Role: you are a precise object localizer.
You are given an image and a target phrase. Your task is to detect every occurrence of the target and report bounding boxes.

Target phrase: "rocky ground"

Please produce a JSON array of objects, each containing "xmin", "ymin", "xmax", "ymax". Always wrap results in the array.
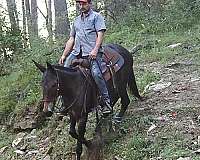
[
  {"xmin": 0, "ymin": 54, "xmax": 200, "ymax": 160},
  {"xmin": 127, "ymin": 59, "xmax": 200, "ymax": 160}
]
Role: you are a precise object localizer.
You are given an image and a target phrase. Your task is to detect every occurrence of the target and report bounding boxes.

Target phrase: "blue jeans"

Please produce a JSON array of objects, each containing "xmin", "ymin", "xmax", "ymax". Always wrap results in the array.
[
  {"xmin": 64, "ymin": 54, "xmax": 77, "ymax": 67},
  {"xmin": 64, "ymin": 53, "xmax": 110, "ymax": 104}
]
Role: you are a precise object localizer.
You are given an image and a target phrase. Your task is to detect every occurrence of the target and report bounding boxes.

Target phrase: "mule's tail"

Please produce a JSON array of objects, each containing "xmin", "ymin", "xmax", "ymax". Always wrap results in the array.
[{"xmin": 128, "ymin": 67, "xmax": 142, "ymax": 100}]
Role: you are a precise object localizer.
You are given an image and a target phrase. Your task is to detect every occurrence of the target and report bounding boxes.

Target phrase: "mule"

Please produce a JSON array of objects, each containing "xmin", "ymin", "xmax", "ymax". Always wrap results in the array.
[{"xmin": 33, "ymin": 43, "xmax": 142, "ymax": 160}]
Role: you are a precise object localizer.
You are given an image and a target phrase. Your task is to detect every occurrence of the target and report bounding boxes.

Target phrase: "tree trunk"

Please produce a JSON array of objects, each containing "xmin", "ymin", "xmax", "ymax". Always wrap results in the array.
[
  {"xmin": 22, "ymin": 0, "xmax": 26, "ymax": 34},
  {"xmin": 25, "ymin": 0, "xmax": 32, "ymax": 39},
  {"xmin": 54, "ymin": 0, "xmax": 70, "ymax": 39},
  {"xmin": 22, "ymin": 0, "xmax": 28, "ymax": 48},
  {"xmin": 31, "ymin": 0, "xmax": 38, "ymax": 37},
  {"xmin": 0, "ymin": 14, "xmax": 7, "ymax": 59},
  {"xmin": 13, "ymin": 0, "xmax": 19, "ymax": 28},
  {"xmin": 6, "ymin": 0, "xmax": 20, "ymax": 32},
  {"xmin": 46, "ymin": 0, "xmax": 53, "ymax": 41}
]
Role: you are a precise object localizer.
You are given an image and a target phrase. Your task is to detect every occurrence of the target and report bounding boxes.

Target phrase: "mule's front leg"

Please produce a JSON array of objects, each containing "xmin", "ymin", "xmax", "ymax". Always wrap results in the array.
[
  {"xmin": 76, "ymin": 115, "xmax": 89, "ymax": 160},
  {"xmin": 69, "ymin": 115, "xmax": 79, "ymax": 139}
]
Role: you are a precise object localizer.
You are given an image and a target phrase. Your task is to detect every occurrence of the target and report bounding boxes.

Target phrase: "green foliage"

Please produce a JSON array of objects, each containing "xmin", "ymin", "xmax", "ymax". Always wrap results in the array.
[
  {"xmin": 125, "ymin": 134, "xmax": 150, "ymax": 159},
  {"xmin": 0, "ymin": 13, "xmax": 23, "ymax": 60},
  {"xmin": 0, "ymin": 130, "xmax": 14, "ymax": 159},
  {"xmin": 104, "ymin": 113, "xmax": 197, "ymax": 160},
  {"xmin": 137, "ymin": 71, "xmax": 161, "ymax": 93},
  {"xmin": 0, "ymin": 0, "xmax": 199, "ymax": 121},
  {"xmin": 0, "ymin": 1, "xmax": 200, "ymax": 160},
  {"xmin": 106, "ymin": 0, "xmax": 200, "ymax": 35},
  {"xmin": 0, "ymin": 37, "xmax": 63, "ymax": 120}
]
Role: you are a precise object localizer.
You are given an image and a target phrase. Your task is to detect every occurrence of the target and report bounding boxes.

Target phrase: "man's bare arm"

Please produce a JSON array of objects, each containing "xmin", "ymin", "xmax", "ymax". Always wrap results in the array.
[
  {"xmin": 90, "ymin": 31, "xmax": 105, "ymax": 59},
  {"xmin": 95, "ymin": 31, "xmax": 104, "ymax": 50},
  {"xmin": 59, "ymin": 37, "xmax": 75, "ymax": 64}
]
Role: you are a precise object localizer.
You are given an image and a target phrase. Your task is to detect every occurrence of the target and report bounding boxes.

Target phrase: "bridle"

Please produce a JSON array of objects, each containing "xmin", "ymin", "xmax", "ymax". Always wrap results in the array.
[
  {"xmin": 41, "ymin": 68, "xmax": 61, "ymax": 104},
  {"xmin": 41, "ymin": 67, "xmax": 89, "ymax": 113}
]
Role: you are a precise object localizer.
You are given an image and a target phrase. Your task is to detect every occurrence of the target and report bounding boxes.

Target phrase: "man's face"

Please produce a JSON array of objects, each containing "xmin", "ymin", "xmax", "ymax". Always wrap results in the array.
[{"xmin": 78, "ymin": 1, "xmax": 90, "ymax": 13}]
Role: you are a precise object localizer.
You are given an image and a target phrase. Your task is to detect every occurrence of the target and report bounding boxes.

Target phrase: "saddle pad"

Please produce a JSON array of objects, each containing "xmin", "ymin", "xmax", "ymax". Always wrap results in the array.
[{"xmin": 101, "ymin": 46, "xmax": 124, "ymax": 81}]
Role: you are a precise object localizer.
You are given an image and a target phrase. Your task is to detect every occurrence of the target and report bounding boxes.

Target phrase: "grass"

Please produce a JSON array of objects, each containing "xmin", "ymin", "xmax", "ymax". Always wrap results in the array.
[
  {"xmin": 0, "ymin": 38, "xmax": 63, "ymax": 120},
  {"xmin": 102, "ymin": 113, "xmax": 198, "ymax": 160},
  {"xmin": 106, "ymin": 25, "xmax": 200, "ymax": 66},
  {"xmin": 0, "ymin": 129, "xmax": 15, "ymax": 160},
  {"xmin": 0, "ymin": 22, "xmax": 199, "ymax": 118},
  {"xmin": 136, "ymin": 71, "xmax": 161, "ymax": 93},
  {"xmin": 1, "ymin": 10, "xmax": 200, "ymax": 160}
]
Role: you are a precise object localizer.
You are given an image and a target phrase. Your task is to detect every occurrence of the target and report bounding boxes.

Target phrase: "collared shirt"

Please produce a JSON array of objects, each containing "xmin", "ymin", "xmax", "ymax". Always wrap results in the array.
[{"xmin": 70, "ymin": 9, "xmax": 106, "ymax": 56}]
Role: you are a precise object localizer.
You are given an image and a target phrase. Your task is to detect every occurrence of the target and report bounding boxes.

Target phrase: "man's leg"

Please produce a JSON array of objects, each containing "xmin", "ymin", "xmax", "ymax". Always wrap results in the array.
[
  {"xmin": 90, "ymin": 55, "xmax": 112, "ymax": 115},
  {"xmin": 64, "ymin": 53, "xmax": 77, "ymax": 68}
]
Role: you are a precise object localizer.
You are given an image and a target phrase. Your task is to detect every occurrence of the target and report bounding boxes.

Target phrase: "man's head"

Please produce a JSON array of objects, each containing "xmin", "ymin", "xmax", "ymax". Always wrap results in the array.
[{"xmin": 76, "ymin": 0, "xmax": 91, "ymax": 13}]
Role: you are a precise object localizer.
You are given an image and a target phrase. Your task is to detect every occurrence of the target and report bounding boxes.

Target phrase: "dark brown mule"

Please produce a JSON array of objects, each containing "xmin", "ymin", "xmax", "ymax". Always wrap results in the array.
[{"xmin": 33, "ymin": 43, "xmax": 142, "ymax": 160}]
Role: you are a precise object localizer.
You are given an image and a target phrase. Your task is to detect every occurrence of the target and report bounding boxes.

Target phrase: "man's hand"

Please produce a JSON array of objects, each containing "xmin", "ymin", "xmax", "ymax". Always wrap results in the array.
[
  {"xmin": 59, "ymin": 37, "xmax": 75, "ymax": 65},
  {"xmin": 89, "ymin": 48, "xmax": 98, "ymax": 59},
  {"xmin": 59, "ymin": 55, "xmax": 66, "ymax": 65}
]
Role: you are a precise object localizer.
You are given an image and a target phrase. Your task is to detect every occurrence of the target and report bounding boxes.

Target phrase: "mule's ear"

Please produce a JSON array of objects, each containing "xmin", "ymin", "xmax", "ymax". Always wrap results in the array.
[
  {"xmin": 32, "ymin": 60, "xmax": 46, "ymax": 73},
  {"xmin": 46, "ymin": 62, "xmax": 55, "ymax": 72}
]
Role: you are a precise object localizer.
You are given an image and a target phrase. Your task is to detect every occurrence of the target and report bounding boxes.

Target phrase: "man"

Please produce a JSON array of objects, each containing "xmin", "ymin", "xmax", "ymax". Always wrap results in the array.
[{"xmin": 59, "ymin": 0, "xmax": 112, "ymax": 115}]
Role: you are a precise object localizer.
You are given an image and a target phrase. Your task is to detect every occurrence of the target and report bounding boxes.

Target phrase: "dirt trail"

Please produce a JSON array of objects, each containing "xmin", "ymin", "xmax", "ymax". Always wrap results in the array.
[
  {"xmin": 124, "ymin": 60, "xmax": 200, "ymax": 159},
  {"xmin": 137, "ymin": 61, "xmax": 200, "ymax": 112}
]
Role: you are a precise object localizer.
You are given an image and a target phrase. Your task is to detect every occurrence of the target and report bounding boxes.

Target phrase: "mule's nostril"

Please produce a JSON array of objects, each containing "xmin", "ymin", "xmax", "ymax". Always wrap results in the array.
[
  {"xmin": 43, "ymin": 107, "xmax": 48, "ymax": 113},
  {"xmin": 43, "ymin": 102, "xmax": 51, "ymax": 112}
]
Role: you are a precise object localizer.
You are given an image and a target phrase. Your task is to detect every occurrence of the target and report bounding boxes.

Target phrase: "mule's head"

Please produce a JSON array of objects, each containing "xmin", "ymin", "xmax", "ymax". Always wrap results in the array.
[{"xmin": 33, "ymin": 60, "xmax": 59, "ymax": 113}]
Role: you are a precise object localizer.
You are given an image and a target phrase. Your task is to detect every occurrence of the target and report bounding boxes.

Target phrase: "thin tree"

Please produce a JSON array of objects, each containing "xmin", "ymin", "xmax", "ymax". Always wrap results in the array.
[
  {"xmin": 47, "ymin": 0, "xmax": 53, "ymax": 41},
  {"xmin": 54, "ymin": 0, "xmax": 70, "ymax": 39},
  {"xmin": 31, "ymin": 0, "xmax": 38, "ymax": 37},
  {"xmin": 6, "ymin": 0, "xmax": 20, "ymax": 32},
  {"xmin": 0, "ymin": 13, "xmax": 7, "ymax": 58},
  {"xmin": 25, "ymin": 0, "xmax": 32, "ymax": 39},
  {"xmin": 38, "ymin": 0, "xmax": 53, "ymax": 41},
  {"xmin": 22, "ymin": 0, "xmax": 28, "ymax": 48}
]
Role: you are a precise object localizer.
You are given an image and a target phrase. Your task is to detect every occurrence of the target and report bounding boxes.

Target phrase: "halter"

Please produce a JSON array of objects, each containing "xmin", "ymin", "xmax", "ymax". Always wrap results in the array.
[
  {"xmin": 41, "ymin": 67, "xmax": 89, "ymax": 113},
  {"xmin": 41, "ymin": 68, "xmax": 61, "ymax": 103},
  {"xmin": 55, "ymin": 69, "xmax": 60, "ymax": 97}
]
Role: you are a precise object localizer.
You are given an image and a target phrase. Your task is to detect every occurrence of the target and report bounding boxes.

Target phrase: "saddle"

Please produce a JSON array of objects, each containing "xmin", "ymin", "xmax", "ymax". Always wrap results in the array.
[{"xmin": 71, "ymin": 46, "xmax": 124, "ymax": 81}]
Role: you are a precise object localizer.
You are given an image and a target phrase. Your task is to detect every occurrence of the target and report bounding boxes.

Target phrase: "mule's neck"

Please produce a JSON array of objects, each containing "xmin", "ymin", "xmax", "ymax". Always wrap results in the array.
[{"xmin": 56, "ymin": 69, "xmax": 84, "ymax": 92}]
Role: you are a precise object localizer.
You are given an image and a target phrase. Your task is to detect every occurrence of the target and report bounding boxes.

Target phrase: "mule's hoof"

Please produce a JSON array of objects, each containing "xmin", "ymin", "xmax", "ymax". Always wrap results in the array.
[{"xmin": 113, "ymin": 115, "xmax": 123, "ymax": 123}]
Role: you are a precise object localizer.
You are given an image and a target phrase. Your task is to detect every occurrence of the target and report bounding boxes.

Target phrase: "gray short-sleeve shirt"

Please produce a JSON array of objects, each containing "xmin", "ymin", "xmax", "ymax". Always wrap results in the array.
[{"xmin": 70, "ymin": 9, "xmax": 106, "ymax": 56}]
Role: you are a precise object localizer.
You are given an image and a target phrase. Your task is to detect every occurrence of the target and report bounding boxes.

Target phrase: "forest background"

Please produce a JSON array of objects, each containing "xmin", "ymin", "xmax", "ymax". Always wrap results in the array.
[{"xmin": 0, "ymin": 0, "xmax": 200, "ymax": 159}]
